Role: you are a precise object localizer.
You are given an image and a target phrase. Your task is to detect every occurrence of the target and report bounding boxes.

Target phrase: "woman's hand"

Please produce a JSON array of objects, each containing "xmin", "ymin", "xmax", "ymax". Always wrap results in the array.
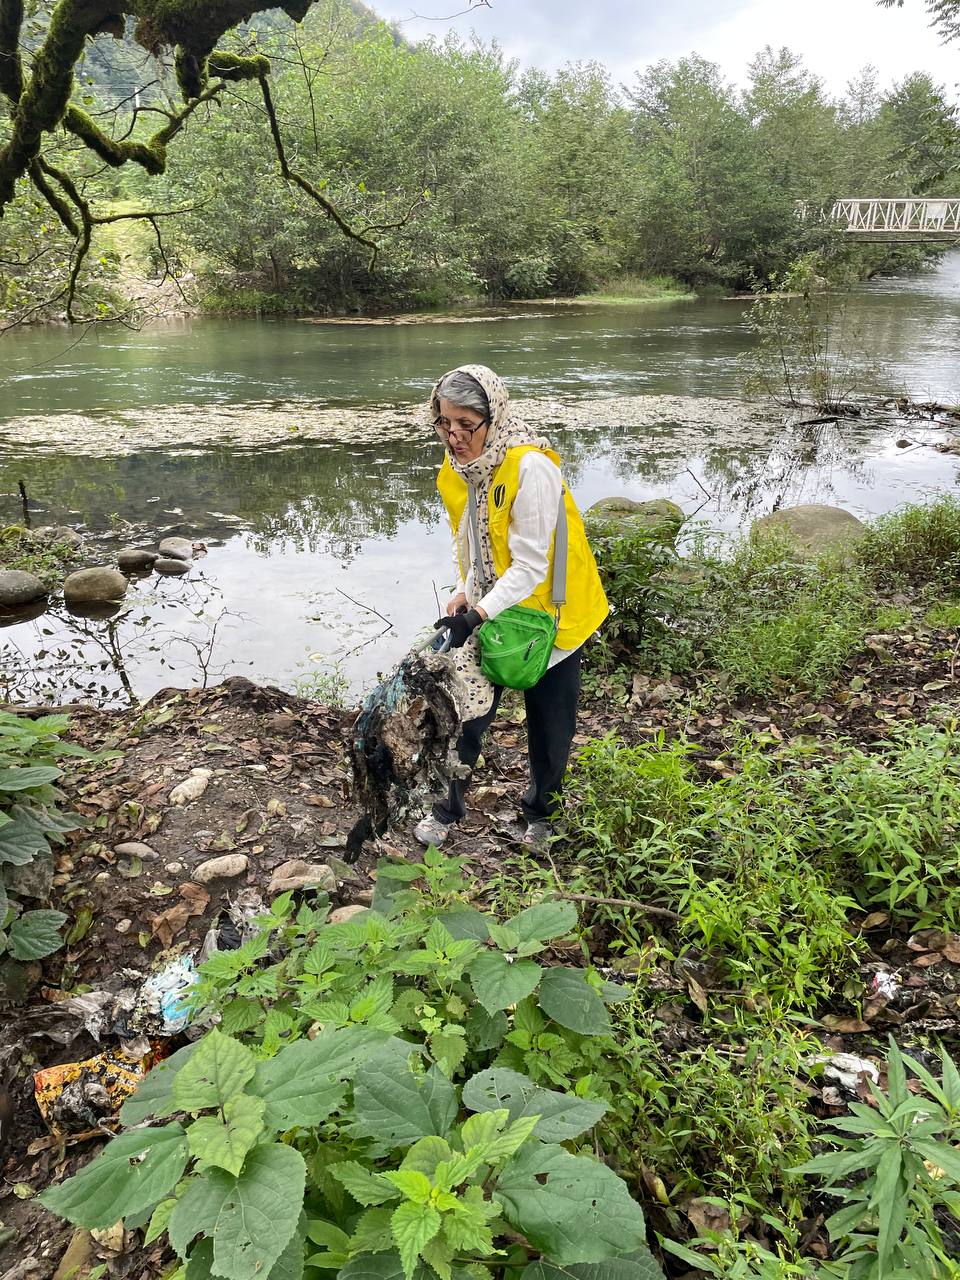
[{"xmin": 446, "ymin": 592, "xmax": 468, "ymax": 617}]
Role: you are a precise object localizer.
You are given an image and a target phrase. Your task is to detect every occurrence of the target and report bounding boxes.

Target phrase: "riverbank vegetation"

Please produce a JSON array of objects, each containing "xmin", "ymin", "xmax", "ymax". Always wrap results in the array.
[
  {"xmin": 2, "ymin": 0, "xmax": 959, "ymax": 323},
  {"xmin": 5, "ymin": 495, "xmax": 960, "ymax": 1277}
]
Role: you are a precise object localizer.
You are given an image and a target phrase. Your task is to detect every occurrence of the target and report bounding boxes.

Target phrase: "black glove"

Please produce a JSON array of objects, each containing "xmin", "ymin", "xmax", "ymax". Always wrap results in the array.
[{"xmin": 434, "ymin": 607, "xmax": 483, "ymax": 649}]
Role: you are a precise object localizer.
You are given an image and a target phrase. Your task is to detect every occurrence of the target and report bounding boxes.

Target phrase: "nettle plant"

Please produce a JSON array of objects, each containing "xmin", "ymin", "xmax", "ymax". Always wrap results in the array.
[
  {"xmin": 0, "ymin": 710, "xmax": 93, "ymax": 961},
  {"xmin": 41, "ymin": 849, "xmax": 666, "ymax": 1280}
]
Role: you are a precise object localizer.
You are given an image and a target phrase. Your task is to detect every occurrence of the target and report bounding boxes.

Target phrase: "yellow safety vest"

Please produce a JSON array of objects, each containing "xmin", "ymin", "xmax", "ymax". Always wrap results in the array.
[{"xmin": 436, "ymin": 445, "xmax": 608, "ymax": 651}]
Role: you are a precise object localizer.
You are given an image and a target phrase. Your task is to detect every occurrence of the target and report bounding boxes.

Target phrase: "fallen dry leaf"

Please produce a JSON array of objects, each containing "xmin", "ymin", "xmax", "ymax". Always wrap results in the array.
[
  {"xmin": 860, "ymin": 911, "xmax": 890, "ymax": 930},
  {"xmin": 821, "ymin": 1015, "xmax": 872, "ymax": 1033},
  {"xmin": 912, "ymin": 952, "xmax": 944, "ymax": 968},
  {"xmin": 148, "ymin": 903, "xmax": 191, "ymax": 947}
]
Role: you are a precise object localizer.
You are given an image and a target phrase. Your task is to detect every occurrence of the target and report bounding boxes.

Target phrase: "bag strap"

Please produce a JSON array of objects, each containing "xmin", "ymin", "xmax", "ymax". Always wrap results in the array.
[{"xmin": 467, "ymin": 472, "xmax": 568, "ymax": 608}]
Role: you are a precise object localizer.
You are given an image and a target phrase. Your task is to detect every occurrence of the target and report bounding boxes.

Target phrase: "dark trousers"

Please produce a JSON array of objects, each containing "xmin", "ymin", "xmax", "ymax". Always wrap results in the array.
[{"xmin": 433, "ymin": 648, "xmax": 582, "ymax": 826}]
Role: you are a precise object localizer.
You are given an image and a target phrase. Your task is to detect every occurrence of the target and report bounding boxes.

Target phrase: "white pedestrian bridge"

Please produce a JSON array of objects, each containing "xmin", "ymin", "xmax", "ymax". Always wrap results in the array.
[{"xmin": 799, "ymin": 197, "xmax": 960, "ymax": 240}]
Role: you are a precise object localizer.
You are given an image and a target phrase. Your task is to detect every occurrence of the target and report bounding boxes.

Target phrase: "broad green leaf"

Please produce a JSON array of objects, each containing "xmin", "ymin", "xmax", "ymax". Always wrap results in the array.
[
  {"xmin": 121, "ymin": 1043, "xmax": 200, "ymax": 1125},
  {"xmin": 384, "ymin": 1170, "xmax": 432, "ymax": 1204},
  {"xmin": 353, "ymin": 1057, "xmax": 457, "ymax": 1144},
  {"xmin": 0, "ymin": 817, "xmax": 48, "ymax": 865},
  {"xmin": 914, "ymin": 1138, "xmax": 960, "ymax": 1182},
  {"xmin": 209, "ymin": 1142, "xmax": 306, "ymax": 1280},
  {"xmin": 185, "ymin": 1239, "xmax": 215, "ymax": 1280},
  {"xmin": 348, "ymin": 1206, "xmax": 395, "ymax": 1253},
  {"xmin": 0, "ymin": 765, "xmax": 61, "ymax": 790},
  {"xmin": 506, "ymin": 901, "xmax": 578, "ymax": 945},
  {"xmin": 331, "ymin": 1161, "xmax": 401, "ymax": 1207},
  {"xmin": 336, "ymin": 1250, "xmax": 428, "ymax": 1280},
  {"xmin": 538, "ymin": 969, "xmax": 610, "ymax": 1036},
  {"xmin": 400, "ymin": 1136, "xmax": 452, "ymax": 1176},
  {"xmin": 495, "ymin": 1143, "xmax": 647, "ymax": 1263},
  {"xmin": 7, "ymin": 909, "xmax": 66, "ymax": 960},
  {"xmin": 168, "ymin": 1175, "xmax": 231, "ymax": 1258},
  {"xmin": 464, "ymin": 1005, "xmax": 508, "ymax": 1051},
  {"xmin": 437, "ymin": 909, "xmax": 491, "ymax": 942},
  {"xmin": 253, "ymin": 1027, "xmax": 388, "ymax": 1130},
  {"xmin": 521, "ymin": 1252, "xmax": 667, "ymax": 1280},
  {"xmin": 461, "ymin": 1068, "xmax": 607, "ymax": 1141},
  {"xmin": 391, "ymin": 1201, "xmax": 441, "ymax": 1280},
  {"xmin": 470, "ymin": 952, "xmax": 542, "ymax": 1014},
  {"xmin": 144, "ymin": 1197, "xmax": 178, "ymax": 1246},
  {"xmin": 429, "ymin": 1028, "xmax": 468, "ymax": 1079},
  {"xmin": 187, "ymin": 1093, "xmax": 266, "ymax": 1176},
  {"xmin": 40, "ymin": 1124, "xmax": 189, "ymax": 1229},
  {"xmin": 440, "ymin": 1184, "xmax": 498, "ymax": 1254},
  {"xmin": 307, "ymin": 1221, "xmax": 352, "ymax": 1251},
  {"xmin": 270, "ymin": 1210, "xmax": 308, "ymax": 1280},
  {"xmin": 173, "ymin": 1030, "xmax": 256, "ymax": 1112}
]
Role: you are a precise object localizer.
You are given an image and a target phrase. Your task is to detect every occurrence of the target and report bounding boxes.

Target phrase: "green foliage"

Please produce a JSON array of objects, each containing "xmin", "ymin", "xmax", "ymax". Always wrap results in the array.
[
  {"xmin": 795, "ymin": 1037, "xmax": 960, "ymax": 1278},
  {"xmin": 857, "ymin": 496, "xmax": 960, "ymax": 592},
  {"xmin": 925, "ymin": 598, "xmax": 960, "ymax": 628},
  {"xmin": 798, "ymin": 722, "xmax": 960, "ymax": 927},
  {"xmin": 585, "ymin": 515, "xmax": 696, "ymax": 671},
  {"xmin": 0, "ymin": 710, "xmax": 93, "ymax": 962},
  {"xmin": 41, "ymin": 851, "xmax": 665, "ymax": 1280},
  {"xmin": 0, "ymin": 525, "xmax": 82, "ymax": 587}
]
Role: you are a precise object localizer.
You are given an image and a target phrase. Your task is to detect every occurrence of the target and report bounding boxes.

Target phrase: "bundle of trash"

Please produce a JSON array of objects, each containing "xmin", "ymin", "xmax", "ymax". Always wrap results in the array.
[{"xmin": 349, "ymin": 630, "xmax": 494, "ymax": 845}]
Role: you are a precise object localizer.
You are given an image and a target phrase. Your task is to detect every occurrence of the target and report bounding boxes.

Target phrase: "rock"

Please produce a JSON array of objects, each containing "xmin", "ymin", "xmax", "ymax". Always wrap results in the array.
[
  {"xmin": 164, "ymin": 861, "xmax": 184, "ymax": 874},
  {"xmin": 33, "ymin": 525, "xmax": 83, "ymax": 548},
  {"xmin": 63, "ymin": 566, "xmax": 128, "ymax": 605},
  {"xmin": 115, "ymin": 920, "xmax": 132, "ymax": 934},
  {"xmin": 269, "ymin": 860, "xmax": 336, "ymax": 895},
  {"xmin": 0, "ymin": 569, "xmax": 47, "ymax": 608},
  {"xmin": 4, "ymin": 851, "xmax": 53, "ymax": 900},
  {"xmin": 154, "ymin": 556, "xmax": 191, "ymax": 575},
  {"xmin": 328, "ymin": 904, "xmax": 367, "ymax": 924},
  {"xmin": 194, "ymin": 853, "xmax": 249, "ymax": 883},
  {"xmin": 586, "ymin": 496, "xmax": 684, "ymax": 537},
  {"xmin": 752, "ymin": 504, "xmax": 867, "ymax": 559},
  {"xmin": 52, "ymin": 1231, "xmax": 92, "ymax": 1280},
  {"xmin": 118, "ymin": 547, "xmax": 158, "ymax": 571},
  {"xmin": 169, "ymin": 768, "xmax": 212, "ymax": 805},
  {"xmin": 114, "ymin": 840, "xmax": 157, "ymax": 861},
  {"xmin": 158, "ymin": 536, "xmax": 193, "ymax": 562}
]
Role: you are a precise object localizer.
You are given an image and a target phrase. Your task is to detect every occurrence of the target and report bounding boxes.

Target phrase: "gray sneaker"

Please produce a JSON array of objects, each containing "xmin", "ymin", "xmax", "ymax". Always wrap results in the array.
[
  {"xmin": 521, "ymin": 821, "xmax": 553, "ymax": 852},
  {"xmin": 414, "ymin": 813, "xmax": 454, "ymax": 847}
]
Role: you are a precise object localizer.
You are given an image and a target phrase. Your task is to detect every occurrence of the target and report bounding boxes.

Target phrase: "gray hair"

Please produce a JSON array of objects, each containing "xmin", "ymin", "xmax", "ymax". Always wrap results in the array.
[{"xmin": 436, "ymin": 370, "xmax": 490, "ymax": 422}]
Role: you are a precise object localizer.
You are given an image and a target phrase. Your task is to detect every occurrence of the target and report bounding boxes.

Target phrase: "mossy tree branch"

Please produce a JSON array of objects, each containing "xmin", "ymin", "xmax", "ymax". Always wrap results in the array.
[{"xmin": 0, "ymin": 0, "xmax": 396, "ymax": 323}]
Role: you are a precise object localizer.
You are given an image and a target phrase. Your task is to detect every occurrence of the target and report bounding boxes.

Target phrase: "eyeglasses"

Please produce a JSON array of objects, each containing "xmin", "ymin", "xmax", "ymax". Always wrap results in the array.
[{"xmin": 434, "ymin": 416, "xmax": 488, "ymax": 440}]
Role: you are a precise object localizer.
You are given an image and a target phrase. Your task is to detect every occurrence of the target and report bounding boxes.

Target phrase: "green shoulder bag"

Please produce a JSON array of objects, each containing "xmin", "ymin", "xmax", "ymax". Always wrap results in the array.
[{"xmin": 466, "ymin": 482, "xmax": 568, "ymax": 690}]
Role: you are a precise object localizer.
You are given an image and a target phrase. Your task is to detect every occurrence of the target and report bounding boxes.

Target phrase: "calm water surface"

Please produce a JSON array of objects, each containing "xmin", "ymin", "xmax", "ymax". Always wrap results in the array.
[{"xmin": 2, "ymin": 254, "xmax": 959, "ymax": 705}]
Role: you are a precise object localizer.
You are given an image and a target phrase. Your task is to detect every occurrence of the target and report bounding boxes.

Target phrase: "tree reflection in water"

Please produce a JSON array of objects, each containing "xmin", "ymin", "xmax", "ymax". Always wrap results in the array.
[{"xmin": 0, "ymin": 577, "xmax": 246, "ymax": 707}]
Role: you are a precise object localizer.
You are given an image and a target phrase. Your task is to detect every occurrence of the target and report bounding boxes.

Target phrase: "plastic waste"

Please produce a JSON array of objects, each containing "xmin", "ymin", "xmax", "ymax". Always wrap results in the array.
[
  {"xmin": 809, "ymin": 1052, "xmax": 880, "ymax": 1092},
  {"xmin": 870, "ymin": 969, "xmax": 901, "ymax": 1002},
  {"xmin": 33, "ymin": 1044, "xmax": 156, "ymax": 1135}
]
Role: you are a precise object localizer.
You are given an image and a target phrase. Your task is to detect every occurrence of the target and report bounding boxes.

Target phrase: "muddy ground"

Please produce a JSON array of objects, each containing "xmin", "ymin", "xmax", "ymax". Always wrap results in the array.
[{"xmin": 2, "ymin": 609, "xmax": 960, "ymax": 1279}]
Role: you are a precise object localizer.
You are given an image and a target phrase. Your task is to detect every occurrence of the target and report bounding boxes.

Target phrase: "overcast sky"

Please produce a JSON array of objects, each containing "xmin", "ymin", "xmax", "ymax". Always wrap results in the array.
[{"xmin": 372, "ymin": 0, "xmax": 960, "ymax": 99}]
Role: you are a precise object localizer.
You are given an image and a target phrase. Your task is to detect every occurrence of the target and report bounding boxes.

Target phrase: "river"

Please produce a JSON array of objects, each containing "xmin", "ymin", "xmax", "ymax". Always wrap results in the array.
[{"xmin": 2, "ymin": 255, "xmax": 959, "ymax": 705}]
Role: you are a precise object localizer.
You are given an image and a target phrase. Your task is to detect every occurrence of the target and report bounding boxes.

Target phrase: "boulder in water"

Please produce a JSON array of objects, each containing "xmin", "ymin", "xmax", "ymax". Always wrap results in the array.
[
  {"xmin": 154, "ymin": 557, "xmax": 190, "ymax": 575},
  {"xmin": 0, "ymin": 570, "xmax": 47, "ymax": 609},
  {"xmin": 752, "ymin": 504, "xmax": 866, "ymax": 558},
  {"xmin": 63, "ymin": 566, "xmax": 128, "ymax": 605},
  {"xmin": 118, "ymin": 547, "xmax": 158, "ymax": 571},
  {"xmin": 586, "ymin": 496, "xmax": 684, "ymax": 537},
  {"xmin": 32, "ymin": 525, "xmax": 83, "ymax": 548},
  {"xmin": 158, "ymin": 536, "xmax": 193, "ymax": 562}
]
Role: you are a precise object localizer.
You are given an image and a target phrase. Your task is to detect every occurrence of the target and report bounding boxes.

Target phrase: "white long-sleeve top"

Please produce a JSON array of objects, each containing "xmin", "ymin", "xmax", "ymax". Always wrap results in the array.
[{"xmin": 455, "ymin": 451, "xmax": 579, "ymax": 670}]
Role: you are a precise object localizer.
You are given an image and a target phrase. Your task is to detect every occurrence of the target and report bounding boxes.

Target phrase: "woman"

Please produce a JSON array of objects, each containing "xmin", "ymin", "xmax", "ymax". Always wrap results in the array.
[{"xmin": 415, "ymin": 364, "xmax": 608, "ymax": 850}]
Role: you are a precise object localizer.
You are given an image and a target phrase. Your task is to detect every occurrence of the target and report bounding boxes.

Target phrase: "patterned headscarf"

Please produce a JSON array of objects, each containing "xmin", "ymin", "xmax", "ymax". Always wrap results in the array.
[{"xmin": 430, "ymin": 364, "xmax": 551, "ymax": 593}]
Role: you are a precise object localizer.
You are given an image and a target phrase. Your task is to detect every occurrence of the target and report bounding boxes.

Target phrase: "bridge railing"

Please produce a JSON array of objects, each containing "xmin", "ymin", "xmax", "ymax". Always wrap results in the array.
[{"xmin": 798, "ymin": 197, "xmax": 960, "ymax": 237}]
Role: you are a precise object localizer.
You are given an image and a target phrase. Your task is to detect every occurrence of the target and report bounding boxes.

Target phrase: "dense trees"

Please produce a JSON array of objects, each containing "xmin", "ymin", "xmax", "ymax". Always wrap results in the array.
[{"xmin": 2, "ymin": 0, "xmax": 959, "ymax": 321}]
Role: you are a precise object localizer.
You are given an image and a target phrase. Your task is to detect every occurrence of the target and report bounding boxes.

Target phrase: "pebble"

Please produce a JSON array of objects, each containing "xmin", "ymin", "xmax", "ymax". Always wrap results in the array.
[
  {"xmin": 164, "ymin": 861, "xmax": 184, "ymax": 874},
  {"xmin": 269, "ymin": 860, "xmax": 336, "ymax": 895},
  {"xmin": 114, "ymin": 841, "xmax": 158, "ymax": 861},
  {"xmin": 169, "ymin": 768, "xmax": 212, "ymax": 805},
  {"xmin": 194, "ymin": 853, "xmax": 249, "ymax": 883},
  {"xmin": 328, "ymin": 904, "xmax": 367, "ymax": 924},
  {"xmin": 115, "ymin": 919, "xmax": 132, "ymax": 934}
]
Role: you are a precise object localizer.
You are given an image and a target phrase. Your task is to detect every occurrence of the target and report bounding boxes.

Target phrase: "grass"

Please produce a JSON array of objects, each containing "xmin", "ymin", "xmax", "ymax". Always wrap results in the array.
[
  {"xmin": 857, "ymin": 495, "xmax": 960, "ymax": 591},
  {"xmin": 580, "ymin": 272, "xmax": 695, "ymax": 305},
  {"xmin": 924, "ymin": 598, "xmax": 960, "ymax": 628},
  {"xmin": 0, "ymin": 525, "xmax": 81, "ymax": 587}
]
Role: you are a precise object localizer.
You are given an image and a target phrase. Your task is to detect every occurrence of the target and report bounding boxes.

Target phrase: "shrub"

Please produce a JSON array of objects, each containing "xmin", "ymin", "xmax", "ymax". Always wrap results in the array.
[
  {"xmin": 40, "ymin": 849, "xmax": 667, "ymax": 1280},
  {"xmin": 0, "ymin": 711, "xmax": 92, "ymax": 962},
  {"xmin": 796, "ymin": 1037, "xmax": 960, "ymax": 1278},
  {"xmin": 857, "ymin": 496, "xmax": 960, "ymax": 591}
]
